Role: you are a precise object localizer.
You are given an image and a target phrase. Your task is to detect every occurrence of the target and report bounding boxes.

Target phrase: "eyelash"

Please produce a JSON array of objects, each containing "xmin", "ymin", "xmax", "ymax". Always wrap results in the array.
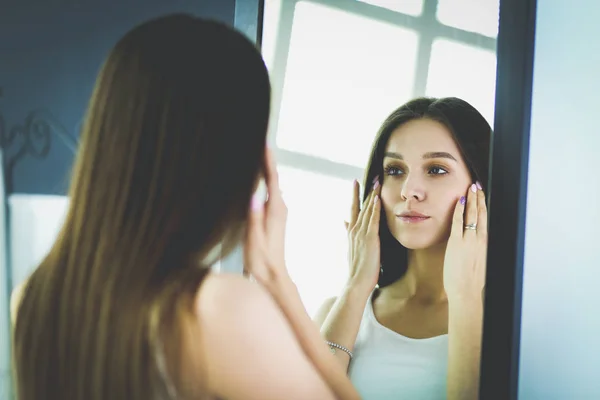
[{"xmin": 383, "ymin": 165, "xmax": 449, "ymax": 177}]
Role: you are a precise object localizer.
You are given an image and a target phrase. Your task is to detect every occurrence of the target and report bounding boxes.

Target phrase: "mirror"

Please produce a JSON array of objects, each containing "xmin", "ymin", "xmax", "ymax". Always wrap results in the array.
[{"xmin": 261, "ymin": 0, "xmax": 499, "ymax": 397}]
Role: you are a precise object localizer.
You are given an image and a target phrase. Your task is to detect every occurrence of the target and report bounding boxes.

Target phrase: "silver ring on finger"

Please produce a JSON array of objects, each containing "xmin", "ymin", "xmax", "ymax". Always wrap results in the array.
[{"xmin": 464, "ymin": 223, "xmax": 477, "ymax": 230}]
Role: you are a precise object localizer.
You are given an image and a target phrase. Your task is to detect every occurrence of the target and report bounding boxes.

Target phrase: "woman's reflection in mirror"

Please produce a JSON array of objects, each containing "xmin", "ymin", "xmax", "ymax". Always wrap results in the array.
[{"xmin": 316, "ymin": 97, "xmax": 491, "ymax": 400}]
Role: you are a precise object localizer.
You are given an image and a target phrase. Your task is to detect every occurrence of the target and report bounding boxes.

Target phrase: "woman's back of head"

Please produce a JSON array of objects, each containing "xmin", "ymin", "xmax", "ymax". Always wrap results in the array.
[{"xmin": 13, "ymin": 14, "xmax": 270, "ymax": 400}]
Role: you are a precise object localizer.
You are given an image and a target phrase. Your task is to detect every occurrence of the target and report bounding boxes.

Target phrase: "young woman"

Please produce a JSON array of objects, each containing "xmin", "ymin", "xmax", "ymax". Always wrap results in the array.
[
  {"xmin": 11, "ymin": 15, "xmax": 361, "ymax": 400},
  {"xmin": 315, "ymin": 97, "xmax": 491, "ymax": 400}
]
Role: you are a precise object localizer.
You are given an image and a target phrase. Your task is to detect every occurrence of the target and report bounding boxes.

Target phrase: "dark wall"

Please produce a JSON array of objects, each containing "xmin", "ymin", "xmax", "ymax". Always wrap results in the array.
[{"xmin": 0, "ymin": 0, "xmax": 237, "ymax": 195}]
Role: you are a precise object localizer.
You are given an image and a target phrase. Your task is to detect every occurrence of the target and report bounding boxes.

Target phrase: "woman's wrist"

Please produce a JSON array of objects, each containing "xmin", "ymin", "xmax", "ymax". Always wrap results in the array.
[
  {"xmin": 265, "ymin": 267, "xmax": 297, "ymax": 300},
  {"xmin": 344, "ymin": 278, "xmax": 375, "ymax": 300}
]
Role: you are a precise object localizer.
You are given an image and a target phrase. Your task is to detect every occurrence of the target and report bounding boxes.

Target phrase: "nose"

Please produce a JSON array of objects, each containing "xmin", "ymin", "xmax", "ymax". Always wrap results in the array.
[{"xmin": 400, "ymin": 174, "xmax": 426, "ymax": 201}]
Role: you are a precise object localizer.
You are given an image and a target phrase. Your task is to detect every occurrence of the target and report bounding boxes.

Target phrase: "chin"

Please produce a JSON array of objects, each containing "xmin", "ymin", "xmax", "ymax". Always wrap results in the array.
[
  {"xmin": 394, "ymin": 231, "xmax": 449, "ymax": 250},
  {"xmin": 397, "ymin": 236, "xmax": 436, "ymax": 250}
]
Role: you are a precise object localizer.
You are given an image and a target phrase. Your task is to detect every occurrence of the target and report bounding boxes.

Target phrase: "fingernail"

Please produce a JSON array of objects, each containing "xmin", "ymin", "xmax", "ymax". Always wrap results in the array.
[
  {"xmin": 251, "ymin": 194, "xmax": 263, "ymax": 211},
  {"xmin": 372, "ymin": 175, "xmax": 380, "ymax": 189},
  {"xmin": 476, "ymin": 181, "xmax": 483, "ymax": 190},
  {"xmin": 374, "ymin": 195, "xmax": 379, "ymax": 204},
  {"xmin": 460, "ymin": 196, "xmax": 466, "ymax": 205},
  {"xmin": 471, "ymin": 183, "xmax": 477, "ymax": 193}
]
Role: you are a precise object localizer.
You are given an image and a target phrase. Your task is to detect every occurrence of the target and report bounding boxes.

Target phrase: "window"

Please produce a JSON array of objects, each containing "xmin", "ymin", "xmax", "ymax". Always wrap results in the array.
[
  {"xmin": 437, "ymin": 0, "xmax": 500, "ymax": 37},
  {"xmin": 358, "ymin": 0, "xmax": 424, "ymax": 16},
  {"xmin": 278, "ymin": 165, "xmax": 352, "ymax": 314},
  {"xmin": 426, "ymin": 38, "xmax": 497, "ymax": 124},
  {"xmin": 262, "ymin": 0, "xmax": 499, "ymax": 317},
  {"xmin": 267, "ymin": 1, "xmax": 420, "ymax": 168}
]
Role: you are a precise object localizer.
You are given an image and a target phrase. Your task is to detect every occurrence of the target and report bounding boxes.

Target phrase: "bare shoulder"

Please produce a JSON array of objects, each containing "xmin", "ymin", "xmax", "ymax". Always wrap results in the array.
[
  {"xmin": 191, "ymin": 273, "xmax": 334, "ymax": 400},
  {"xmin": 194, "ymin": 273, "xmax": 283, "ymax": 335},
  {"xmin": 313, "ymin": 296, "xmax": 338, "ymax": 327},
  {"xmin": 195, "ymin": 273, "xmax": 268, "ymax": 317},
  {"xmin": 194, "ymin": 272, "xmax": 299, "ymax": 349}
]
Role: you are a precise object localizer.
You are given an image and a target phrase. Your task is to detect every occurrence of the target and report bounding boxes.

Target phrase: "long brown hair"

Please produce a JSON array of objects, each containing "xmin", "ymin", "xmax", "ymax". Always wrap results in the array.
[
  {"xmin": 363, "ymin": 97, "xmax": 491, "ymax": 288},
  {"xmin": 12, "ymin": 14, "xmax": 271, "ymax": 399}
]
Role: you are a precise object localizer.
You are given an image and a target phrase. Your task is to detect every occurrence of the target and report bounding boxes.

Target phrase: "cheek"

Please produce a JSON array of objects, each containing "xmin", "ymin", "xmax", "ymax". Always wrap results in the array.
[
  {"xmin": 439, "ymin": 192, "xmax": 463, "ymax": 222},
  {"xmin": 380, "ymin": 184, "xmax": 397, "ymax": 214},
  {"xmin": 381, "ymin": 198, "xmax": 394, "ymax": 219},
  {"xmin": 380, "ymin": 181, "xmax": 399, "ymax": 202},
  {"xmin": 379, "ymin": 188, "xmax": 397, "ymax": 228},
  {"xmin": 430, "ymin": 178, "xmax": 466, "ymax": 210}
]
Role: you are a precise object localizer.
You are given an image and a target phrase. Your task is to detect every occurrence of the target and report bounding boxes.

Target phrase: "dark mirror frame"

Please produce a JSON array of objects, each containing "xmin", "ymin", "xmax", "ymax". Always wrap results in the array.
[
  {"xmin": 250, "ymin": 0, "xmax": 538, "ymax": 398},
  {"xmin": 480, "ymin": 0, "xmax": 537, "ymax": 398},
  {"xmin": 234, "ymin": 0, "xmax": 265, "ymax": 50}
]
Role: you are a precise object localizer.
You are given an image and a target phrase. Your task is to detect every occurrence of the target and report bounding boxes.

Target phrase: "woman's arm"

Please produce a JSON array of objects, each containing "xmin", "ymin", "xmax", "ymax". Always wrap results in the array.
[
  {"xmin": 444, "ymin": 185, "xmax": 488, "ymax": 399},
  {"xmin": 317, "ymin": 282, "xmax": 372, "ymax": 370},
  {"xmin": 195, "ymin": 273, "xmax": 338, "ymax": 400},
  {"xmin": 312, "ymin": 296, "xmax": 337, "ymax": 326},
  {"xmin": 266, "ymin": 275, "xmax": 363, "ymax": 400},
  {"xmin": 446, "ymin": 297, "xmax": 484, "ymax": 400},
  {"xmin": 242, "ymin": 149, "xmax": 363, "ymax": 398},
  {"xmin": 314, "ymin": 179, "xmax": 382, "ymax": 371}
]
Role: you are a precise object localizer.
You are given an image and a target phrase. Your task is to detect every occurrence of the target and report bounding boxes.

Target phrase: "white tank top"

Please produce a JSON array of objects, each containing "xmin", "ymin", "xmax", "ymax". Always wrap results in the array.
[{"xmin": 347, "ymin": 292, "xmax": 449, "ymax": 400}]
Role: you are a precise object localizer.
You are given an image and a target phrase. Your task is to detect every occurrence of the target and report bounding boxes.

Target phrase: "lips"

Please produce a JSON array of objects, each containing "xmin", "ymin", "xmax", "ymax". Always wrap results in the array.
[{"xmin": 397, "ymin": 211, "xmax": 430, "ymax": 224}]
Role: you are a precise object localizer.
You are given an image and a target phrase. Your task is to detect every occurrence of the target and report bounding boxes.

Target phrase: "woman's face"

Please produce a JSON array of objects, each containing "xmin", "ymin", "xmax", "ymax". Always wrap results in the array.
[{"xmin": 380, "ymin": 118, "xmax": 473, "ymax": 250}]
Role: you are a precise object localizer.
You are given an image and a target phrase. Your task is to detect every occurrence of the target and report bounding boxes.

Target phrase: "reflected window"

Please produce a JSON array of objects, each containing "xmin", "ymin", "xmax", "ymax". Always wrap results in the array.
[
  {"xmin": 357, "ymin": 0, "xmax": 424, "ymax": 16},
  {"xmin": 426, "ymin": 38, "xmax": 497, "ymax": 124},
  {"xmin": 278, "ymin": 165, "xmax": 353, "ymax": 315},
  {"xmin": 275, "ymin": 1, "xmax": 419, "ymax": 168},
  {"xmin": 437, "ymin": 0, "xmax": 500, "ymax": 38}
]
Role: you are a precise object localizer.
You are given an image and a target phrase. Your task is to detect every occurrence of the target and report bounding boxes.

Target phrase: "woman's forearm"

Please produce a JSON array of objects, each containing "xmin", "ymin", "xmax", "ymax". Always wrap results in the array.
[
  {"xmin": 268, "ymin": 274, "xmax": 362, "ymax": 400},
  {"xmin": 446, "ymin": 297, "xmax": 484, "ymax": 400},
  {"xmin": 320, "ymin": 282, "xmax": 372, "ymax": 370}
]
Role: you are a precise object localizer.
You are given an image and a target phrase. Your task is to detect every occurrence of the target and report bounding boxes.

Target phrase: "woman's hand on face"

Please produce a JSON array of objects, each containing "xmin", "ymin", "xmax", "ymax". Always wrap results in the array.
[
  {"xmin": 344, "ymin": 176, "xmax": 382, "ymax": 295},
  {"xmin": 244, "ymin": 147, "xmax": 290, "ymax": 290},
  {"xmin": 443, "ymin": 182, "xmax": 488, "ymax": 302}
]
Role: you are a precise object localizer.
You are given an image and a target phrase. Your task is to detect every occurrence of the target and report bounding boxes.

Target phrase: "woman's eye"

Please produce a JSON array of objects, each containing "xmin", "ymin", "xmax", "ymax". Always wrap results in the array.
[
  {"xmin": 429, "ymin": 166, "xmax": 448, "ymax": 175},
  {"xmin": 384, "ymin": 166, "xmax": 404, "ymax": 176}
]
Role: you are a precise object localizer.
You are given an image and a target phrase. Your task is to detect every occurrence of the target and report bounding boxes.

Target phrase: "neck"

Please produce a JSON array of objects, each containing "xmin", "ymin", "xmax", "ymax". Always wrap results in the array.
[{"xmin": 386, "ymin": 241, "xmax": 448, "ymax": 303}]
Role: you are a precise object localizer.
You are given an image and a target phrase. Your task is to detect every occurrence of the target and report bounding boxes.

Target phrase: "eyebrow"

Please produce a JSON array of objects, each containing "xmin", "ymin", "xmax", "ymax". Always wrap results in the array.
[{"xmin": 383, "ymin": 151, "xmax": 458, "ymax": 162}]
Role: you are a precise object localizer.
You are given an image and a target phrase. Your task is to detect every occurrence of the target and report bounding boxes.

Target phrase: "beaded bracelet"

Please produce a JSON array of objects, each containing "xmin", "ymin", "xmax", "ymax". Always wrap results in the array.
[{"xmin": 326, "ymin": 341, "xmax": 353, "ymax": 360}]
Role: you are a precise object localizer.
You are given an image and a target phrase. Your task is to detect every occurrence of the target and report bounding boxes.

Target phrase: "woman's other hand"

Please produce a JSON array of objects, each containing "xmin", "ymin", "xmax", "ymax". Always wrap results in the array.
[
  {"xmin": 244, "ymin": 147, "xmax": 289, "ymax": 290},
  {"xmin": 345, "ymin": 176, "xmax": 382, "ymax": 296},
  {"xmin": 443, "ymin": 182, "xmax": 488, "ymax": 302}
]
